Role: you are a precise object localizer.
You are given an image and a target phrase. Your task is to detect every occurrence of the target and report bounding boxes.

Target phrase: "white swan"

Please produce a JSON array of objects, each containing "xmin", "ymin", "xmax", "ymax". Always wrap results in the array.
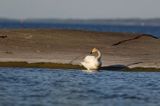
[{"xmin": 81, "ymin": 48, "xmax": 102, "ymax": 71}]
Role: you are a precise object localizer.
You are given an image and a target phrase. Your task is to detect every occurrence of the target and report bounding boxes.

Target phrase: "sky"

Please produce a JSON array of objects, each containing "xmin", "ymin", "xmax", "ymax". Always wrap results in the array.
[{"xmin": 0, "ymin": 0, "xmax": 160, "ymax": 19}]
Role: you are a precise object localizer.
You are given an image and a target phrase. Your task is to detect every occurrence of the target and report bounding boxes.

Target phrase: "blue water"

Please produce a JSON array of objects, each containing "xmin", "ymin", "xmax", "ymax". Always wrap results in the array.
[
  {"xmin": 0, "ymin": 22, "xmax": 160, "ymax": 106},
  {"xmin": 1, "ymin": 68, "xmax": 160, "ymax": 106},
  {"xmin": 0, "ymin": 22, "xmax": 160, "ymax": 38}
]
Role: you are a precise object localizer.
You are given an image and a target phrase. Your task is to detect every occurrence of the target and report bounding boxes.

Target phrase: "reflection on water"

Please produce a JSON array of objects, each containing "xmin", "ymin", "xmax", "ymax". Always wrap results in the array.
[{"xmin": 0, "ymin": 68, "xmax": 160, "ymax": 106}]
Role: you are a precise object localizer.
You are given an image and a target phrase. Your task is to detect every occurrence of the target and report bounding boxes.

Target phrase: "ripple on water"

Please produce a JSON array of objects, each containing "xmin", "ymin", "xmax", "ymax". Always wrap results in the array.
[{"xmin": 0, "ymin": 68, "xmax": 160, "ymax": 106}]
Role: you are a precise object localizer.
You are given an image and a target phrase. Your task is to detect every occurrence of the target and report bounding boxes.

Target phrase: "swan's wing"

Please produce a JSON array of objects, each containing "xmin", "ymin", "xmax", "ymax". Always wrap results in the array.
[{"xmin": 83, "ymin": 55, "xmax": 96, "ymax": 63}]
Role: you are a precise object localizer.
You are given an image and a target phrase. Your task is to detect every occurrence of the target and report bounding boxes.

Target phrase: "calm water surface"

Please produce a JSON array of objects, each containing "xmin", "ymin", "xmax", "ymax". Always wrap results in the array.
[
  {"xmin": 0, "ymin": 68, "xmax": 160, "ymax": 106},
  {"xmin": 0, "ymin": 22, "xmax": 160, "ymax": 37}
]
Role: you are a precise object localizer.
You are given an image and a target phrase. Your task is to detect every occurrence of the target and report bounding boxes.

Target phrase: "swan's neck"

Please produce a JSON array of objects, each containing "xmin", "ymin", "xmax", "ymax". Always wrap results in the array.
[{"xmin": 96, "ymin": 50, "xmax": 101, "ymax": 60}]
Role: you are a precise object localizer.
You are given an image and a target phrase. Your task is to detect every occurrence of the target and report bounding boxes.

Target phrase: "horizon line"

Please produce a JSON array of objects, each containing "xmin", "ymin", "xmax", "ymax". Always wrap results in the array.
[{"xmin": 1, "ymin": 17, "xmax": 160, "ymax": 21}]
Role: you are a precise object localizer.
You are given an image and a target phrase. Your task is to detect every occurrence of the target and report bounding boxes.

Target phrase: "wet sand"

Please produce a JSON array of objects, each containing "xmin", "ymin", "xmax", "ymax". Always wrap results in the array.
[{"xmin": 0, "ymin": 29, "xmax": 159, "ymax": 70}]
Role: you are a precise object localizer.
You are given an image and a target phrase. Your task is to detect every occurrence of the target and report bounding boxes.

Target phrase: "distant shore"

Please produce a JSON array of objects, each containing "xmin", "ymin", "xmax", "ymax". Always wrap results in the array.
[{"xmin": 0, "ymin": 29, "xmax": 159, "ymax": 71}]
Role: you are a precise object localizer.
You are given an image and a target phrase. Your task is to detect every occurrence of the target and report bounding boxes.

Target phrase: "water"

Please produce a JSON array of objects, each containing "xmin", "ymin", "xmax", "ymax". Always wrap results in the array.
[
  {"xmin": 0, "ymin": 22, "xmax": 160, "ymax": 38},
  {"xmin": 0, "ymin": 22, "xmax": 160, "ymax": 105},
  {"xmin": 1, "ymin": 68, "xmax": 160, "ymax": 106}
]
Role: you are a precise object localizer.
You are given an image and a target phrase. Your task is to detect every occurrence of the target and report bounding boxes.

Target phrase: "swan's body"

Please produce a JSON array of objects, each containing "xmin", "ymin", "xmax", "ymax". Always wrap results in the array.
[{"xmin": 81, "ymin": 48, "xmax": 102, "ymax": 71}]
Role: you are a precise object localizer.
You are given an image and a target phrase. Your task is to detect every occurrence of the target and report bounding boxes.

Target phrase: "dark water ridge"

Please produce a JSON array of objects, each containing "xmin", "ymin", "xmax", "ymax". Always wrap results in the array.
[
  {"xmin": 0, "ymin": 21, "xmax": 160, "ymax": 38},
  {"xmin": 1, "ymin": 68, "xmax": 160, "ymax": 106}
]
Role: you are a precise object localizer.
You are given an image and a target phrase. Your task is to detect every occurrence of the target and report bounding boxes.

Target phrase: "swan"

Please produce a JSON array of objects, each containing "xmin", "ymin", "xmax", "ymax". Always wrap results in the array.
[{"xmin": 81, "ymin": 48, "xmax": 102, "ymax": 71}]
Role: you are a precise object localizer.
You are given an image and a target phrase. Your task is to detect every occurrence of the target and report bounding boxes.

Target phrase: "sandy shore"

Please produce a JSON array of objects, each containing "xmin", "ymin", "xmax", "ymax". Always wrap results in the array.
[{"xmin": 0, "ymin": 29, "xmax": 159, "ymax": 70}]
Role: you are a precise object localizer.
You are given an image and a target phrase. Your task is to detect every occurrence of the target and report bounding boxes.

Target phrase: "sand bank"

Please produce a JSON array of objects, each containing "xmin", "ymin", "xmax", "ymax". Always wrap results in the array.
[{"xmin": 0, "ymin": 29, "xmax": 159, "ymax": 71}]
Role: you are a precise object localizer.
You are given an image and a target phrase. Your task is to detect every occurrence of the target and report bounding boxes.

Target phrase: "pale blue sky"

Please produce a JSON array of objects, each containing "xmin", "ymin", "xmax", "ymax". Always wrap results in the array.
[{"xmin": 0, "ymin": 0, "xmax": 160, "ymax": 19}]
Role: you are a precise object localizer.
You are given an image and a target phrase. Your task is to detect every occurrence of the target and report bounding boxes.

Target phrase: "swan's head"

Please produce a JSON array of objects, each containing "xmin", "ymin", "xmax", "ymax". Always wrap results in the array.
[{"xmin": 90, "ymin": 48, "xmax": 98, "ymax": 54}]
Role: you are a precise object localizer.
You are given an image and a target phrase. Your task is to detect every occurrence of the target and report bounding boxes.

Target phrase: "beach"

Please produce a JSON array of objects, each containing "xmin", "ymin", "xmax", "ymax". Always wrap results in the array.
[{"xmin": 0, "ymin": 29, "xmax": 159, "ymax": 70}]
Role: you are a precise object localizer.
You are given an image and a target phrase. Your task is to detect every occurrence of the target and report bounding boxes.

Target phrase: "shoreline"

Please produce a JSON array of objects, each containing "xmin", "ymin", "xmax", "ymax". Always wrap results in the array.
[
  {"xmin": 0, "ymin": 29, "xmax": 159, "ymax": 71},
  {"xmin": 0, "ymin": 61, "xmax": 159, "ymax": 72}
]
